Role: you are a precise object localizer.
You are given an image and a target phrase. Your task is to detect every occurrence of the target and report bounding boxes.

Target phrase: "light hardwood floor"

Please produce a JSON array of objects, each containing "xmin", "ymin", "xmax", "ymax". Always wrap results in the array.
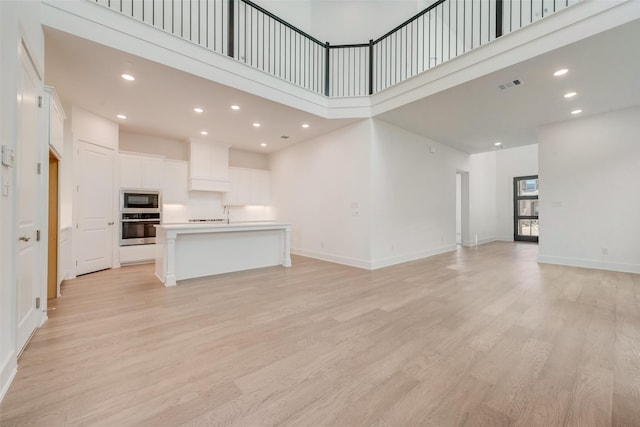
[{"xmin": 1, "ymin": 242, "xmax": 640, "ymax": 426}]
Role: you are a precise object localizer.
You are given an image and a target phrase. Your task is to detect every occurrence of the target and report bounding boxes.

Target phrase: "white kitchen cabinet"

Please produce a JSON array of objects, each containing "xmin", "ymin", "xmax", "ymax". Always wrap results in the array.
[
  {"xmin": 188, "ymin": 138, "xmax": 230, "ymax": 192},
  {"xmin": 119, "ymin": 244, "xmax": 155, "ymax": 265},
  {"xmin": 44, "ymin": 86, "xmax": 66, "ymax": 159},
  {"xmin": 163, "ymin": 159, "xmax": 188, "ymax": 203},
  {"xmin": 225, "ymin": 167, "xmax": 271, "ymax": 205},
  {"xmin": 120, "ymin": 152, "xmax": 164, "ymax": 190}
]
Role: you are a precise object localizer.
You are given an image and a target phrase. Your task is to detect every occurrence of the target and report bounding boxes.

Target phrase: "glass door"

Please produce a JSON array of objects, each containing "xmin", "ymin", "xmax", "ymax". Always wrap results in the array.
[{"xmin": 514, "ymin": 175, "xmax": 539, "ymax": 242}]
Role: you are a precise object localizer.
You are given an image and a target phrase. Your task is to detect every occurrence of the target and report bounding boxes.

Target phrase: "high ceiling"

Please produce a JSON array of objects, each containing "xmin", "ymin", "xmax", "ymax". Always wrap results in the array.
[
  {"xmin": 44, "ymin": 16, "xmax": 640, "ymax": 155},
  {"xmin": 44, "ymin": 27, "xmax": 361, "ymax": 154},
  {"xmin": 377, "ymin": 18, "xmax": 640, "ymax": 153}
]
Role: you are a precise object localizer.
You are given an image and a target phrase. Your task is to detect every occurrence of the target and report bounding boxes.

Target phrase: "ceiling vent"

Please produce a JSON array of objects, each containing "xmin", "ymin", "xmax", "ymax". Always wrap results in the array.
[{"xmin": 498, "ymin": 79, "xmax": 522, "ymax": 90}]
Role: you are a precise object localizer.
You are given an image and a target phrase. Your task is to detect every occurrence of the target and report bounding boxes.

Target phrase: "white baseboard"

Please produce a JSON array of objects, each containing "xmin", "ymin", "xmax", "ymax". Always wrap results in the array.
[
  {"xmin": 495, "ymin": 235, "xmax": 514, "ymax": 242},
  {"xmin": 292, "ymin": 245, "xmax": 460, "ymax": 271},
  {"xmin": 370, "ymin": 245, "xmax": 457, "ymax": 270},
  {"xmin": 462, "ymin": 237, "xmax": 496, "ymax": 247},
  {"xmin": 291, "ymin": 248, "xmax": 371, "ymax": 270},
  {"xmin": 538, "ymin": 255, "xmax": 640, "ymax": 274},
  {"xmin": 1, "ymin": 353, "xmax": 17, "ymax": 403}
]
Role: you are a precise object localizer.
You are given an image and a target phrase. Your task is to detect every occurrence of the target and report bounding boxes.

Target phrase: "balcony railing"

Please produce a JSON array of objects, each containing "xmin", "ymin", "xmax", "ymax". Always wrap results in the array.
[{"xmin": 93, "ymin": 0, "xmax": 581, "ymax": 97}]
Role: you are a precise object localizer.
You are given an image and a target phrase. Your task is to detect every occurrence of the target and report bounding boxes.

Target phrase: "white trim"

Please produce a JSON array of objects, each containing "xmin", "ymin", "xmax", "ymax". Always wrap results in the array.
[
  {"xmin": 291, "ymin": 248, "xmax": 371, "ymax": 270},
  {"xmin": 292, "ymin": 244, "xmax": 460, "ymax": 271},
  {"xmin": 0, "ymin": 353, "xmax": 17, "ymax": 403},
  {"xmin": 462, "ymin": 237, "xmax": 496, "ymax": 247},
  {"xmin": 538, "ymin": 255, "xmax": 640, "ymax": 274},
  {"xmin": 370, "ymin": 245, "xmax": 458, "ymax": 270},
  {"xmin": 495, "ymin": 235, "xmax": 514, "ymax": 242}
]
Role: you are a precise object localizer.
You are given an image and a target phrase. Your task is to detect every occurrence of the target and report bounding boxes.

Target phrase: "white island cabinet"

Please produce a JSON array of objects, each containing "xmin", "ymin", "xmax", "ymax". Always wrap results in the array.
[{"xmin": 155, "ymin": 223, "xmax": 292, "ymax": 286}]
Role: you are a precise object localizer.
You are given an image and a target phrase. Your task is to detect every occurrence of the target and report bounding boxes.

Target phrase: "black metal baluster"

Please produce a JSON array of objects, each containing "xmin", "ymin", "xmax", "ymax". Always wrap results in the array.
[
  {"xmin": 324, "ymin": 42, "xmax": 330, "ymax": 96},
  {"xmin": 448, "ymin": 0, "xmax": 451, "ymax": 61},
  {"xmin": 227, "ymin": 0, "xmax": 234, "ymax": 57},
  {"xmin": 438, "ymin": 3, "xmax": 442, "ymax": 61},
  {"xmin": 428, "ymin": 10, "xmax": 431, "ymax": 68},
  {"xmin": 520, "ymin": 0, "xmax": 522, "ymax": 28},
  {"xmin": 497, "ymin": 0, "xmax": 503, "ymax": 37}
]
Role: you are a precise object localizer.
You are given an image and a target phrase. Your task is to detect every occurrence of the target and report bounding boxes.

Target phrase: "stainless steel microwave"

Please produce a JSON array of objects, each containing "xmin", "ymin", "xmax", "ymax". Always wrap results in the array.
[{"xmin": 120, "ymin": 189, "xmax": 161, "ymax": 212}]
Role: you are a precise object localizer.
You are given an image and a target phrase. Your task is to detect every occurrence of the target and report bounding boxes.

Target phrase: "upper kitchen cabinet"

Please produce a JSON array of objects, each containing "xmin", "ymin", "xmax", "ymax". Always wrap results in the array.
[
  {"xmin": 188, "ymin": 138, "xmax": 230, "ymax": 192},
  {"xmin": 163, "ymin": 159, "xmax": 188, "ymax": 203},
  {"xmin": 120, "ymin": 152, "xmax": 164, "ymax": 190},
  {"xmin": 44, "ymin": 86, "xmax": 66, "ymax": 159},
  {"xmin": 225, "ymin": 167, "xmax": 271, "ymax": 206}
]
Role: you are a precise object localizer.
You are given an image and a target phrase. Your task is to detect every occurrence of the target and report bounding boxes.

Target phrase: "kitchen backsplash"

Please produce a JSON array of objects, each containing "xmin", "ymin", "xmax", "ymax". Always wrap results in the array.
[{"xmin": 162, "ymin": 191, "xmax": 275, "ymax": 223}]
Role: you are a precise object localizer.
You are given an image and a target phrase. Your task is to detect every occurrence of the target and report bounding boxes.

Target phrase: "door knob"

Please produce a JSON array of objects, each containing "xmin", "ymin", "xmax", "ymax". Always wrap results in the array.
[
  {"xmin": 108, "ymin": 221, "xmax": 114, "ymax": 225},
  {"xmin": 19, "ymin": 235, "xmax": 31, "ymax": 242}
]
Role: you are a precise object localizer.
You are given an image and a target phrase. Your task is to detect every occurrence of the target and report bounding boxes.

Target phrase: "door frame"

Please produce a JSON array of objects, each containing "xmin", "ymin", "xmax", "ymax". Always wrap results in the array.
[
  {"xmin": 513, "ymin": 175, "xmax": 539, "ymax": 243},
  {"xmin": 48, "ymin": 151, "xmax": 60, "ymax": 299},
  {"xmin": 15, "ymin": 37, "xmax": 48, "ymax": 356},
  {"xmin": 73, "ymin": 139, "xmax": 116, "ymax": 276}
]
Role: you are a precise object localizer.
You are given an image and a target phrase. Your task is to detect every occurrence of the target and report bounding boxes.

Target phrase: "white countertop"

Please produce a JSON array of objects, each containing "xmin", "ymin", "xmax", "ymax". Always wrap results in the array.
[{"xmin": 156, "ymin": 222, "xmax": 291, "ymax": 233}]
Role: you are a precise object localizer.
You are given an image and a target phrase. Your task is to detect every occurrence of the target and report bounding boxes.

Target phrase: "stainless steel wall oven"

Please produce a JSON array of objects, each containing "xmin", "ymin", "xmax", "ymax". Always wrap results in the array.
[{"xmin": 120, "ymin": 190, "xmax": 161, "ymax": 246}]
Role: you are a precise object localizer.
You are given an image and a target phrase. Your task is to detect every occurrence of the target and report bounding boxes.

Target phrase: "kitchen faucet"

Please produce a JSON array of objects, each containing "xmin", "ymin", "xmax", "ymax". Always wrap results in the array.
[{"xmin": 223, "ymin": 205, "xmax": 230, "ymax": 224}]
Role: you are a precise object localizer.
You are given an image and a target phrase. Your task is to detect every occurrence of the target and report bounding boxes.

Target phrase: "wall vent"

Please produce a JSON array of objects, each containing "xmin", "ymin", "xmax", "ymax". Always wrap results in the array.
[{"xmin": 498, "ymin": 79, "xmax": 523, "ymax": 90}]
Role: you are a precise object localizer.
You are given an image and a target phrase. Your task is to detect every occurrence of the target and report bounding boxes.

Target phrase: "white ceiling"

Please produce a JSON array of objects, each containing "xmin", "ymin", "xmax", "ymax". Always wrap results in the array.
[
  {"xmin": 44, "ymin": 27, "xmax": 361, "ymax": 154},
  {"xmin": 44, "ymin": 17, "xmax": 640, "ymax": 156},
  {"xmin": 377, "ymin": 18, "xmax": 640, "ymax": 153}
]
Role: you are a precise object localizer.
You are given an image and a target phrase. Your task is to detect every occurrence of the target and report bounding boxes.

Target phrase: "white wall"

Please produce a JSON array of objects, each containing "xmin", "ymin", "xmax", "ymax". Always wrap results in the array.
[
  {"xmin": 253, "ymin": 0, "xmax": 421, "ymax": 44},
  {"xmin": 0, "ymin": 0, "xmax": 45, "ymax": 402},
  {"xmin": 369, "ymin": 119, "xmax": 470, "ymax": 268},
  {"xmin": 270, "ymin": 119, "xmax": 372, "ymax": 268},
  {"xmin": 59, "ymin": 102, "xmax": 74, "ymax": 229},
  {"xmin": 229, "ymin": 149, "xmax": 269, "ymax": 170},
  {"xmin": 538, "ymin": 107, "xmax": 640, "ymax": 273},
  {"xmin": 495, "ymin": 144, "xmax": 538, "ymax": 241},
  {"xmin": 119, "ymin": 132, "xmax": 188, "ymax": 161},
  {"xmin": 269, "ymin": 117, "xmax": 525, "ymax": 270},
  {"xmin": 468, "ymin": 151, "xmax": 496, "ymax": 246},
  {"xmin": 71, "ymin": 107, "xmax": 118, "ymax": 150}
]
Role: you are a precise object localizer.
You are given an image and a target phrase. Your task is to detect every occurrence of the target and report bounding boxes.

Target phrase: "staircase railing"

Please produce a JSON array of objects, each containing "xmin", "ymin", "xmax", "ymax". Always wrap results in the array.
[{"xmin": 92, "ymin": 0, "xmax": 581, "ymax": 97}]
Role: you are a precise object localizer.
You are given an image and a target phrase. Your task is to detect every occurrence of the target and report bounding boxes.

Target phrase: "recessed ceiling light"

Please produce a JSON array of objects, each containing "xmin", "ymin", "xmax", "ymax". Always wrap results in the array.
[
  {"xmin": 494, "ymin": 141, "xmax": 502, "ymax": 146},
  {"xmin": 116, "ymin": 114, "xmax": 127, "ymax": 119},
  {"xmin": 193, "ymin": 107, "xmax": 204, "ymax": 113},
  {"xmin": 302, "ymin": 123, "xmax": 310, "ymax": 128},
  {"xmin": 260, "ymin": 143, "xmax": 267, "ymax": 147},
  {"xmin": 200, "ymin": 131, "xmax": 208, "ymax": 135},
  {"xmin": 553, "ymin": 69, "xmax": 568, "ymax": 77},
  {"xmin": 253, "ymin": 122, "xmax": 261, "ymax": 128},
  {"xmin": 571, "ymin": 109, "xmax": 583, "ymax": 115},
  {"xmin": 564, "ymin": 92, "xmax": 577, "ymax": 98},
  {"xmin": 231, "ymin": 105, "xmax": 240, "ymax": 110},
  {"xmin": 121, "ymin": 73, "xmax": 135, "ymax": 81}
]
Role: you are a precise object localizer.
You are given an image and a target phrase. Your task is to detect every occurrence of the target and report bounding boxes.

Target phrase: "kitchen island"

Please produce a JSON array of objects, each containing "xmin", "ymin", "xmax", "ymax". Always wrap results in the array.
[{"xmin": 155, "ymin": 222, "xmax": 292, "ymax": 286}]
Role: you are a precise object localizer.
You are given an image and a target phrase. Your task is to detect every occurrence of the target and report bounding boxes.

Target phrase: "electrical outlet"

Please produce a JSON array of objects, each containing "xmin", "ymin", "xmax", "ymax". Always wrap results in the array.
[
  {"xmin": 1, "ymin": 176, "xmax": 8, "ymax": 197},
  {"xmin": 602, "ymin": 248, "xmax": 608, "ymax": 256}
]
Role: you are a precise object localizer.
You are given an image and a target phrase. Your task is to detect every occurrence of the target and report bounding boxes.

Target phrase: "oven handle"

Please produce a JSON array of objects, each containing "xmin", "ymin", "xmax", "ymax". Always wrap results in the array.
[{"xmin": 121, "ymin": 219, "xmax": 161, "ymax": 223}]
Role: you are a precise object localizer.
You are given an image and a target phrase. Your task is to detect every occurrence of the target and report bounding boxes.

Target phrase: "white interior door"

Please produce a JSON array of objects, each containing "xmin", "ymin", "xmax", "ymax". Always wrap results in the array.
[
  {"xmin": 16, "ymin": 41, "xmax": 42, "ymax": 353},
  {"xmin": 76, "ymin": 141, "xmax": 114, "ymax": 275}
]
